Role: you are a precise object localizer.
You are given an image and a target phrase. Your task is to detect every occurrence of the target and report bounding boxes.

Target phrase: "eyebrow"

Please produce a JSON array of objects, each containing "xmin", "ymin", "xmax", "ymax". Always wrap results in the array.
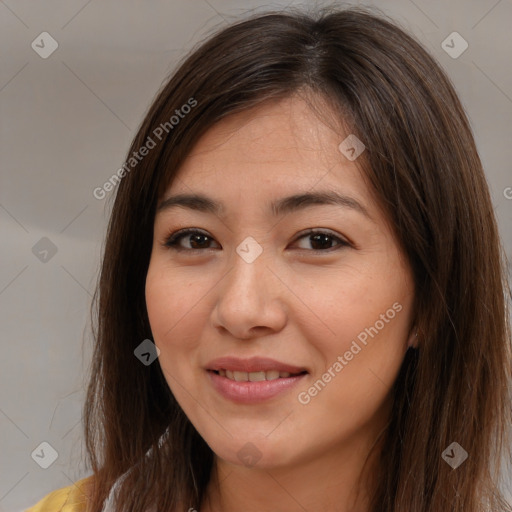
[{"xmin": 156, "ymin": 191, "xmax": 372, "ymax": 220}]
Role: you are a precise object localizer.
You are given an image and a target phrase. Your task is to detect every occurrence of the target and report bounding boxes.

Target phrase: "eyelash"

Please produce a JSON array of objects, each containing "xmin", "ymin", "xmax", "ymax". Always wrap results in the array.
[{"xmin": 162, "ymin": 228, "xmax": 350, "ymax": 253}]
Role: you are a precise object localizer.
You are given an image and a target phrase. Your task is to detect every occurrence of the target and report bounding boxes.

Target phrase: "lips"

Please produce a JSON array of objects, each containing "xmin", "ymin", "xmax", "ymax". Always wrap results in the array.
[{"xmin": 205, "ymin": 356, "xmax": 308, "ymax": 403}]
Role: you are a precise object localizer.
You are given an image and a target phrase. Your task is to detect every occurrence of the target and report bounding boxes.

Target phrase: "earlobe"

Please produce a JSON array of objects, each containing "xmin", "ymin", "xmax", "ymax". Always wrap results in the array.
[{"xmin": 407, "ymin": 329, "xmax": 418, "ymax": 349}]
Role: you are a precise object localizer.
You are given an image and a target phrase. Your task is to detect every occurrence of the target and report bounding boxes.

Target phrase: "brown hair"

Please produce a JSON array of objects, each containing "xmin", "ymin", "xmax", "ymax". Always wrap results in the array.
[{"xmin": 83, "ymin": 4, "xmax": 512, "ymax": 511}]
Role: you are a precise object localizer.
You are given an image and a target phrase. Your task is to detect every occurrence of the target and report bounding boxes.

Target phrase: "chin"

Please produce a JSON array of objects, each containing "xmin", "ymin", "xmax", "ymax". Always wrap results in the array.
[{"xmin": 206, "ymin": 435, "xmax": 299, "ymax": 470}]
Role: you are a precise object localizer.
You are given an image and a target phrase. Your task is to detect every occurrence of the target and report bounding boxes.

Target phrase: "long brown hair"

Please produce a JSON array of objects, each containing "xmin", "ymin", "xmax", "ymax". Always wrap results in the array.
[{"xmin": 83, "ymin": 5, "xmax": 512, "ymax": 511}]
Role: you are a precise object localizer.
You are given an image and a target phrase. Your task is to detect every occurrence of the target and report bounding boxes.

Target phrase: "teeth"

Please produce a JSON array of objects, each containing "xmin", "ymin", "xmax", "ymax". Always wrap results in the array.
[
  {"xmin": 218, "ymin": 369, "xmax": 298, "ymax": 381},
  {"xmin": 248, "ymin": 371, "xmax": 266, "ymax": 382},
  {"xmin": 233, "ymin": 371, "xmax": 248, "ymax": 382}
]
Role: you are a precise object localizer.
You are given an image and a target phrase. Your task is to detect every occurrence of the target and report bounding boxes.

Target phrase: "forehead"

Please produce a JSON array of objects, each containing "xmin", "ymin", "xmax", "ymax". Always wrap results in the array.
[{"xmin": 169, "ymin": 94, "xmax": 366, "ymax": 195}]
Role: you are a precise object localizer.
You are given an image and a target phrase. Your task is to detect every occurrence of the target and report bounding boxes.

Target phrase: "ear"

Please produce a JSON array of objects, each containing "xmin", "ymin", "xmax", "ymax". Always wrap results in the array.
[{"xmin": 407, "ymin": 328, "xmax": 418, "ymax": 349}]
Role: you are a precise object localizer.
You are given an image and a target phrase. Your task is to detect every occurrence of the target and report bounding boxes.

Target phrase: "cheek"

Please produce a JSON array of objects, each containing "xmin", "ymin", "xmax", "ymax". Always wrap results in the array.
[
  {"xmin": 313, "ymin": 302, "xmax": 410, "ymax": 423},
  {"xmin": 145, "ymin": 262, "xmax": 214, "ymax": 384},
  {"xmin": 145, "ymin": 268, "xmax": 198, "ymax": 393},
  {"xmin": 290, "ymin": 256, "xmax": 409, "ymax": 347},
  {"xmin": 145, "ymin": 273, "xmax": 174, "ymax": 339},
  {"xmin": 145, "ymin": 263, "xmax": 200, "ymax": 340},
  {"xmin": 294, "ymin": 254, "xmax": 413, "ymax": 394},
  {"xmin": 295, "ymin": 300, "xmax": 411, "ymax": 438}
]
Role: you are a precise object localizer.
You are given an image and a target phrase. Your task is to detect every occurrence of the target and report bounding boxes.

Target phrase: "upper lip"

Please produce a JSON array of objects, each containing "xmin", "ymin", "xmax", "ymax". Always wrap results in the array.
[{"xmin": 206, "ymin": 356, "xmax": 307, "ymax": 374}]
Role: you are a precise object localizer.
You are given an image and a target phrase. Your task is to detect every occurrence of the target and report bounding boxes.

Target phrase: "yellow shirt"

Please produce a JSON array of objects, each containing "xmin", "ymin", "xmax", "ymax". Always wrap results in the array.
[{"xmin": 25, "ymin": 476, "xmax": 94, "ymax": 512}]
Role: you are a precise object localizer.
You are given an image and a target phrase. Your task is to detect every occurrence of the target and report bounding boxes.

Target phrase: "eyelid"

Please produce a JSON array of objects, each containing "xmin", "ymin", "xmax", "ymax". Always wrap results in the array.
[
  {"xmin": 291, "ymin": 228, "xmax": 350, "ymax": 249},
  {"xmin": 162, "ymin": 227, "xmax": 351, "ymax": 252},
  {"xmin": 163, "ymin": 228, "xmax": 219, "ymax": 251}
]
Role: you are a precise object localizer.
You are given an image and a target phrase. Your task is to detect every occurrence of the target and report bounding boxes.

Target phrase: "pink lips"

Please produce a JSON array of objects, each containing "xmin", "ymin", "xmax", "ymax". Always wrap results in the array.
[{"xmin": 205, "ymin": 356, "xmax": 308, "ymax": 404}]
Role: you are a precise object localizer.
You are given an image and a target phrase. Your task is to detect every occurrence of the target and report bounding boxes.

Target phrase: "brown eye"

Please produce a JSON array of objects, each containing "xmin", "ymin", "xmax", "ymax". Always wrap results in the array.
[
  {"xmin": 292, "ymin": 230, "xmax": 349, "ymax": 252},
  {"xmin": 162, "ymin": 228, "xmax": 349, "ymax": 253},
  {"xmin": 164, "ymin": 229, "xmax": 220, "ymax": 251}
]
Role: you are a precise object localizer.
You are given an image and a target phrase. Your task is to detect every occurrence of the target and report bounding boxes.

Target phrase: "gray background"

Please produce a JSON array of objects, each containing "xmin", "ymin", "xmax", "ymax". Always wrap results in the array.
[{"xmin": 1, "ymin": 0, "xmax": 511, "ymax": 510}]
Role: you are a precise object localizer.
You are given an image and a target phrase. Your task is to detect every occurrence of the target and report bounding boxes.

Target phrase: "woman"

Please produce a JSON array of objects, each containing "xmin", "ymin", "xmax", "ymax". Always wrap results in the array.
[{"xmin": 27, "ymin": 4, "xmax": 512, "ymax": 512}]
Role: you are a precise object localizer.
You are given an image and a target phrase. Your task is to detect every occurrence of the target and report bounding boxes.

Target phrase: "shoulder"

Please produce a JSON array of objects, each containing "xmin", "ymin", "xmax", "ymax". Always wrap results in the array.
[{"xmin": 25, "ymin": 476, "xmax": 94, "ymax": 512}]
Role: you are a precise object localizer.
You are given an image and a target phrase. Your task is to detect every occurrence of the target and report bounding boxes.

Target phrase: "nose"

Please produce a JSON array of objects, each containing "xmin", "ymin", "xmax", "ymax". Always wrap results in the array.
[{"xmin": 211, "ymin": 246, "xmax": 287, "ymax": 340}]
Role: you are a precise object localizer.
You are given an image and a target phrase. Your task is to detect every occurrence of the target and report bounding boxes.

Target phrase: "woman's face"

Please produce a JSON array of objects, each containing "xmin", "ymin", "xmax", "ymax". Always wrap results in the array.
[{"xmin": 145, "ymin": 94, "xmax": 415, "ymax": 470}]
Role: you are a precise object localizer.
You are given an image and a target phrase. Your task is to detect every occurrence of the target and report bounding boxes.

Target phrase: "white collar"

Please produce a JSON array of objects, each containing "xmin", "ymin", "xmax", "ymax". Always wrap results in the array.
[{"xmin": 101, "ymin": 428, "xmax": 169, "ymax": 511}]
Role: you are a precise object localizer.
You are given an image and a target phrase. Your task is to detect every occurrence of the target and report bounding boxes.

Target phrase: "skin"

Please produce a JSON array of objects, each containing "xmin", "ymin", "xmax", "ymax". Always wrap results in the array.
[{"xmin": 145, "ymin": 93, "xmax": 416, "ymax": 512}]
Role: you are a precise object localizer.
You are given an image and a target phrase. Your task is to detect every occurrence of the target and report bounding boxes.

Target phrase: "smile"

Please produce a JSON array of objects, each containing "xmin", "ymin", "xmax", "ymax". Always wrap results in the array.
[
  {"xmin": 207, "ymin": 369, "xmax": 308, "ymax": 404},
  {"xmin": 205, "ymin": 356, "xmax": 309, "ymax": 403},
  {"xmin": 213, "ymin": 369, "xmax": 303, "ymax": 381}
]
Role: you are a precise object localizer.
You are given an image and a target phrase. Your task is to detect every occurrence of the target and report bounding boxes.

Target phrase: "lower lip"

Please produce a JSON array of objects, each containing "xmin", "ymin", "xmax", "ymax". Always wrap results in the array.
[{"xmin": 207, "ymin": 370, "xmax": 307, "ymax": 404}]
